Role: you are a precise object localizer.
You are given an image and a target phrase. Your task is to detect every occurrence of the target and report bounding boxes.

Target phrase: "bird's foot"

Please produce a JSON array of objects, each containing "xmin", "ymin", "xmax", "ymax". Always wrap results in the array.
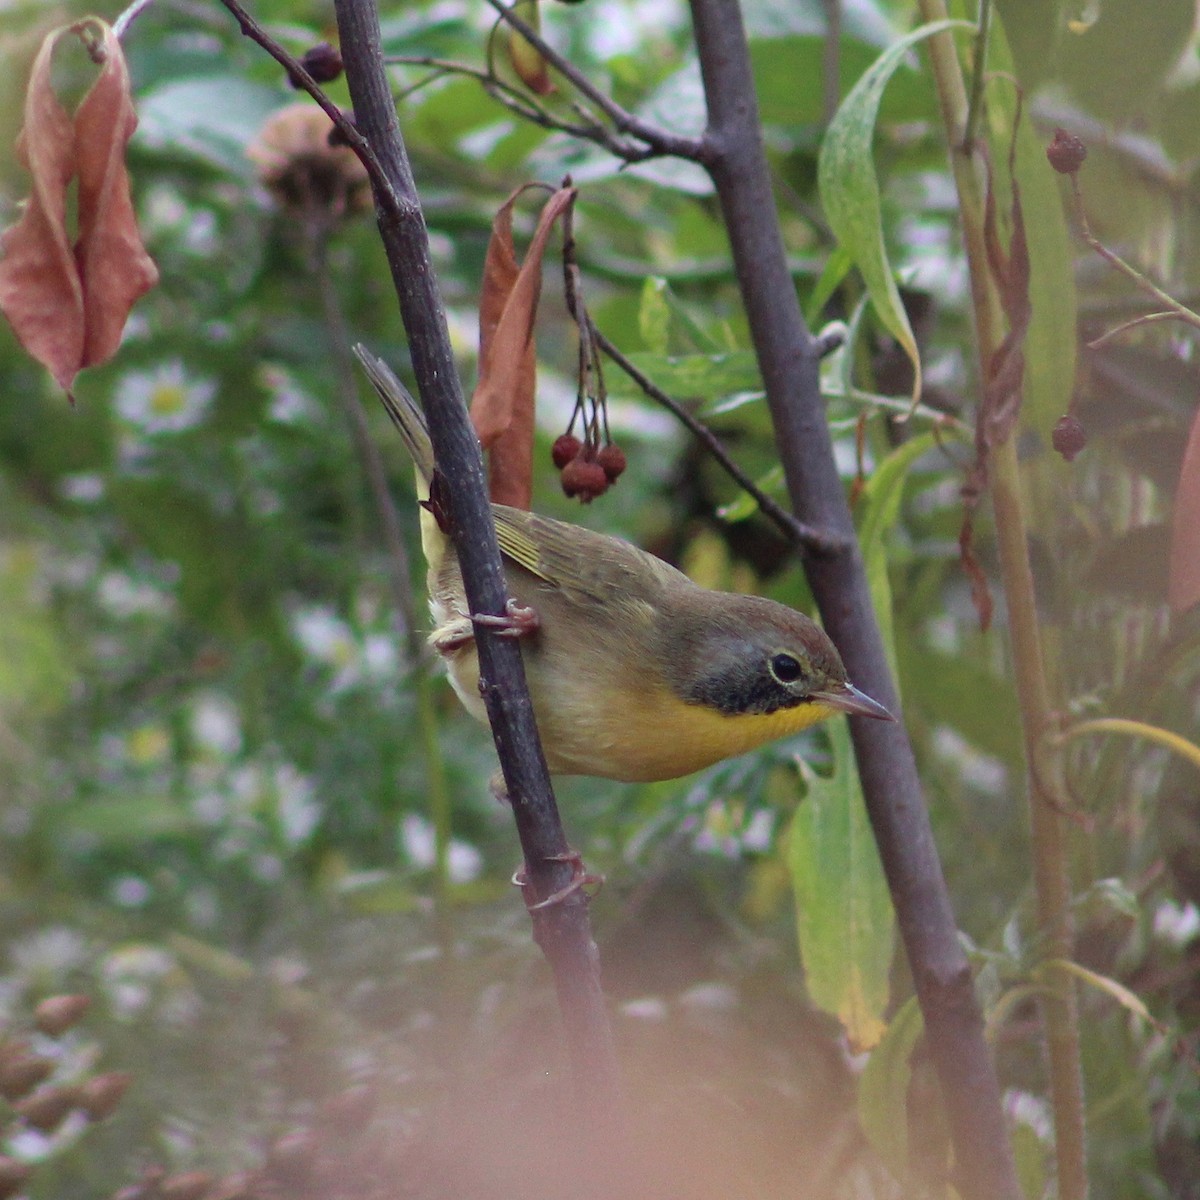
[
  {"xmin": 472, "ymin": 599, "xmax": 540, "ymax": 639},
  {"xmin": 513, "ymin": 850, "xmax": 604, "ymax": 911}
]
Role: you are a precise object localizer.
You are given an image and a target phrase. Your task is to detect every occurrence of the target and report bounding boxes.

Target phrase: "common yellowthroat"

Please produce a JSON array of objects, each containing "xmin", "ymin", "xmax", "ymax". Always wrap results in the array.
[{"xmin": 356, "ymin": 348, "xmax": 893, "ymax": 782}]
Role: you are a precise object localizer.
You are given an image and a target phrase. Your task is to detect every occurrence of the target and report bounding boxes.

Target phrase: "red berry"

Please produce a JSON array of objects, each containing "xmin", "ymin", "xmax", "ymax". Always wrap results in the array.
[
  {"xmin": 1051, "ymin": 413, "xmax": 1086, "ymax": 461},
  {"xmin": 289, "ymin": 42, "xmax": 343, "ymax": 87},
  {"xmin": 1046, "ymin": 128, "xmax": 1087, "ymax": 175},
  {"xmin": 560, "ymin": 457, "xmax": 609, "ymax": 502},
  {"xmin": 551, "ymin": 433, "xmax": 582, "ymax": 470},
  {"xmin": 595, "ymin": 443, "xmax": 626, "ymax": 481}
]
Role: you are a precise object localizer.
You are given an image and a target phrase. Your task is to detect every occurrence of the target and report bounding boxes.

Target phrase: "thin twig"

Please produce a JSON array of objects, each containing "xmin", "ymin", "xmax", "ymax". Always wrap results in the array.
[
  {"xmin": 1071, "ymin": 174, "xmax": 1200, "ymax": 334},
  {"xmin": 1085, "ymin": 310, "xmax": 1180, "ymax": 350},
  {"xmin": 592, "ymin": 327, "xmax": 847, "ymax": 555},
  {"xmin": 215, "ymin": 0, "xmax": 402, "ymax": 218},
  {"xmin": 112, "ymin": 0, "xmax": 158, "ymax": 38},
  {"xmin": 483, "ymin": 0, "xmax": 707, "ymax": 161},
  {"xmin": 386, "ymin": 53, "xmax": 644, "ymax": 156}
]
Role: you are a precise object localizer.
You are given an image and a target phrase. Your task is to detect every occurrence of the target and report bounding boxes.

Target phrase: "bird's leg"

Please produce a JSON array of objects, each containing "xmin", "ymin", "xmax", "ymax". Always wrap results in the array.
[
  {"xmin": 472, "ymin": 599, "xmax": 540, "ymax": 639},
  {"xmin": 512, "ymin": 849, "xmax": 604, "ymax": 911},
  {"xmin": 429, "ymin": 615, "xmax": 475, "ymax": 656}
]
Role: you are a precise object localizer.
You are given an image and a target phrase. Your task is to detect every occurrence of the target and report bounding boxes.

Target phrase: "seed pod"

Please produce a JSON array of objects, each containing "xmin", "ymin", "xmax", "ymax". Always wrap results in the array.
[
  {"xmin": 1046, "ymin": 128, "xmax": 1087, "ymax": 175},
  {"xmin": 0, "ymin": 1156, "xmax": 31, "ymax": 1200},
  {"xmin": 0, "ymin": 1051, "xmax": 54, "ymax": 1101},
  {"xmin": 298, "ymin": 42, "xmax": 343, "ymax": 85},
  {"xmin": 78, "ymin": 1071, "xmax": 133, "ymax": 1121},
  {"xmin": 16, "ymin": 1085, "xmax": 78, "ymax": 1133},
  {"xmin": 1051, "ymin": 413, "xmax": 1086, "ymax": 462},
  {"xmin": 34, "ymin": 994, "xmax": 92, "ymax": 1037}
]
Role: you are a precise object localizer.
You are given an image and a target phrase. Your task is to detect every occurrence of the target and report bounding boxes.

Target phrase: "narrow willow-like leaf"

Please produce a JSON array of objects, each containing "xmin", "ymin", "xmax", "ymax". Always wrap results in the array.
[
  {"xmin": 857, "ymin": 995, "xmax": 923, "ymax": 1176},
  {"xmin": 789, "ymin": 721, "xmax": 894, "ymax": 1049},
  {"xmin": 818, "ymin": 19, "xmax": 973, "ymax": 405}
]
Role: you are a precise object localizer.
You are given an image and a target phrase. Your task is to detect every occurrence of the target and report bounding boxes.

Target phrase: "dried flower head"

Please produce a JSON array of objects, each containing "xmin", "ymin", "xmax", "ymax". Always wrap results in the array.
[{"xmin": 246, "ymin": 104, "xmax": 369, "ymax": 222}]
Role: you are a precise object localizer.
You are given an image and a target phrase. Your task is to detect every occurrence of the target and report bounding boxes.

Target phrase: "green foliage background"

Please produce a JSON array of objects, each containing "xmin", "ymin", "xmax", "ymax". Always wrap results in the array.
[{"xmin": 0, "ymin": 0, "xmax": 1198, "ymax": 1196}]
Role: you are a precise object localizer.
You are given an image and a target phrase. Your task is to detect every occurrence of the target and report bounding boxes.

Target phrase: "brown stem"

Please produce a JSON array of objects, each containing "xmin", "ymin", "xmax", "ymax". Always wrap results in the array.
[
  {"xmin": 688, "ymin": 1, "xmax": 1023, "ymax": 1196},
  {"xmin": 331, "ymin": 0, "xmax": 625, "ymax": 1140},
  {"xmin": 918, "ymin": 3, "xmax": 1088, "ymax": 1197}
]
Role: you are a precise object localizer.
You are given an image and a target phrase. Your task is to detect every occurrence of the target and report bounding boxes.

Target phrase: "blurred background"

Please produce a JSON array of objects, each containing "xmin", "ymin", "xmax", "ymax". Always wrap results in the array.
[{"xmin": 0, "ymin": 0, "xmax": 1198, "ymax": 1195}]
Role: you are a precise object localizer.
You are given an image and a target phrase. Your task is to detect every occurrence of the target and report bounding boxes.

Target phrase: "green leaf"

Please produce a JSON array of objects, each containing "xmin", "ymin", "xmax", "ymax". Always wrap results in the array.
[
  {"xmin": 788, "ymin": 721, "xmax": 894, "ymax": 1049},
  {"xmin": 857, "ymin": 431, "xmax": 939, "ymax": 683},
  {"xmin": 610, "ymin": 351, "xmax": 762, "ymax": 400},
  {"xmin": 985, "ymin": 17, "xmax": 1077, "ymax": 440},
  {"xmin": 639, "ymin": 278, "xmax": 672, "ymax": 354},
  {"xmin": 857, "ymin": 995, "xmax": 923, "ymax": 1176},
  {"xmin": 65, "ymin": 799, "xmax": 203, "ymax": 844},
  {"xmin": 818, "ymin": 19, "xmax": 974, "ymax": 405},
  {"xmin": 137, "ymin": 77, "xmax": 283, "ymax": 174},
  {"xmin": 1012, "ymin": 1120, "xmax": 1050, "ymax": 1200}
]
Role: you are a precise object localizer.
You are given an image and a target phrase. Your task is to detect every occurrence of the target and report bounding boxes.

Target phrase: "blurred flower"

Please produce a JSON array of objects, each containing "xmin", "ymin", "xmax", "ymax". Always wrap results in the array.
[
  {"xmin": 114, "ymin": 360, "xmax": 214, "ymax": 434},
  {"xmin": 290, "ymin": 603, "xmax": 399, "ymax": 693},
  {"xmin": 400, "ymin": 813, "xmax": 483, "ymax": 884},
  {"xmin": 274, "ymin": 763, "xmax": 320, "ymax": 847},
  {"xmin": 101, "ymin": 944, "xmax": 176, "ymax": 1019},
  {"xmin": 10, "ymin": 928, "xmax": 88, "ymax": 983},
  {"xmin": 191, "ymin": 693, "xmax": 243, "ymax": 758},
  {"xmin": 109, "ymin": 876, "xmax": 151, "ymax": 908},
  {"xmin": 1153, "ymin": 899, "xmax": 1200, "ymax": 948},
  {"xmin": 97, "ymin": 571, "xmax": 175, "ymax": 619}
]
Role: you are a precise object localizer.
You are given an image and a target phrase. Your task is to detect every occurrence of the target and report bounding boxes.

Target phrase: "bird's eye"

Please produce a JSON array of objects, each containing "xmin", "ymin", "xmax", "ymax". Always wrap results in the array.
[{"xmin": 769, "ymin": 652, "xmax": 803, "ymax": 684}]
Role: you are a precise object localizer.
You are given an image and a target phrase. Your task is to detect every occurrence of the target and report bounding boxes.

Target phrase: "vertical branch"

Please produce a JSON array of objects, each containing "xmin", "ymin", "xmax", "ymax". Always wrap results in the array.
[
  {"xmin": 686, "ymin": 1, "xmax": 1023, "ymax": 1197},
  {"xmin": 330, "ymin": 0, "xmax": 622, "ymax": 1129},
  {"xmin": 916, "ymin": 3, "xmax": 1088, "ymax": 1198}
]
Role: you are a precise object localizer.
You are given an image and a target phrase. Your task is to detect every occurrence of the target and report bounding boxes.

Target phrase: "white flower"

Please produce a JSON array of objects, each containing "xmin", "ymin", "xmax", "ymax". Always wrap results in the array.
[
  {"xmin": 115, "ymin": 361, "xmax": 214, "ymax": 434},
  {"xmin": 191, "ymin": 693, "xmax": 243, "ymax": 758}
]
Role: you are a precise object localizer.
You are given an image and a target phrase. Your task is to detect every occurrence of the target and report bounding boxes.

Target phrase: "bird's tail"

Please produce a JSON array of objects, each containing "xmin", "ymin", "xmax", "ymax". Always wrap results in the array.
[{"xmin": 353, "ymin": 345, "xmax": 435, "ymax": 484}]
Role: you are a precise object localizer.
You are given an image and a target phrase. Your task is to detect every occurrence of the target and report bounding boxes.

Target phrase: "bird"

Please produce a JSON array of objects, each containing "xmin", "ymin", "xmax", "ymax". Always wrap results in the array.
[{"xmin": 356, "ymin": 346, "xmax": 893, "ymax": 783}]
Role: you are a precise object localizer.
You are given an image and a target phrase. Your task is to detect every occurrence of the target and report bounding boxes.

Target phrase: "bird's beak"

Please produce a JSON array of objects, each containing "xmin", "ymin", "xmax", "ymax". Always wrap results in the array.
[{"xmin": 811, "ymin": 682, "xmax": 896, "ymax": 722}]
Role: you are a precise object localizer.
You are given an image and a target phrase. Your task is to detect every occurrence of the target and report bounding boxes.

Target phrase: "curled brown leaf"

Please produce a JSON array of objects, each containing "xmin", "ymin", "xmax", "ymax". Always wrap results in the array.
[
  {"xmin": 471, "ymin": 184, "xmax": 576, "ymax": 508},
  {"xmin": 0, "ymin": 21, "xmax": 158, "ymax": 397}
]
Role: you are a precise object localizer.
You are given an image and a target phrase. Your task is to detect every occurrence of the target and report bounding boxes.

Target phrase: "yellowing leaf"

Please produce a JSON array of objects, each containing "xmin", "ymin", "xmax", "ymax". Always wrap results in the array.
[{"xmin": 788, "ymin": 721, "xmax": 894, "ymax": 1049}]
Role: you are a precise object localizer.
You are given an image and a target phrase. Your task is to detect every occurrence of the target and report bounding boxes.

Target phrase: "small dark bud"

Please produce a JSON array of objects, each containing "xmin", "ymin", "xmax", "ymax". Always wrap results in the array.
[
  {"xmin": 161, "ymin": 1171, "xmax": 216, "ymax": 1200},
  {"xmin": 16, "ymin": 1085, "xmax": 79, "ymax": 1133},
  {"xmin": 551, "ymin": 433, "xmax": 582, "ymax": 470},
  {"xmin": 560, "ymin": 457, "xmax": 609, "ymax": 502},
  {"xmin": 78, "ymin": 1071, "xmax": 133, "ymax": 1121},
  {"xmin": 596, "ymin": 443, "xmax": 626, "ymax": 482},
  {"xmin": 299, "ymin": 42, "xmax": 343, "ymax": 84},
  {"xmin": 1051, "ymin": 413, "xmax": 1086, "ymax": 461},
  {"xmin": 327, "ymin": 110, "xmax": 356, "ymax": 148},
  {"xmin": 0, "ymin": 1156, "xmax": 31, "ymax": 1200},
  {"xmin": 1046, "ymin": 128, "xmax": 1087, "ymax": 175},
  {"xmin": 0, "ymin": 1051, "xmax": 54, "ymax": 1101},
  {"xmin": 34, "ymin": 994, "xmax": 91, "ymax": 1037}
]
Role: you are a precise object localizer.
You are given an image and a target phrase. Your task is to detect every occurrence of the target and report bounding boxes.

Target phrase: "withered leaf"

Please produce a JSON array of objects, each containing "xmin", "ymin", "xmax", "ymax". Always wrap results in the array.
[
  {"xmin": 471, "ymin": 184, "xmax": 576, "ymax": 509},
  {"xmin": 0, "ymin": 21, "xmax": 158, "ymax": 397}
]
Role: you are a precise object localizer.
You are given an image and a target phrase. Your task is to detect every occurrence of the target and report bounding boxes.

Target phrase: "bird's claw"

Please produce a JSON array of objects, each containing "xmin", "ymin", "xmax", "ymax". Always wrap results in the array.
[
  {"xmin": 473, "ymin": 599, "xmax": 540, "ymax": 639},
  {"xmin": 512, "ymin": 850, "xmax": 604, "ymax": 911}
]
